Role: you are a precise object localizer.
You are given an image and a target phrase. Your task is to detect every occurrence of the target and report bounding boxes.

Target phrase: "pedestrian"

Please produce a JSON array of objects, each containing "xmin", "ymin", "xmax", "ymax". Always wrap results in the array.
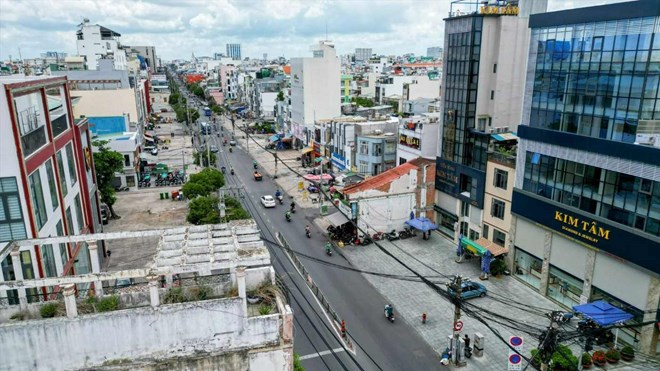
[{"xmin": 464, "ymin": 334, "xmax": 471, "ymax": 349}]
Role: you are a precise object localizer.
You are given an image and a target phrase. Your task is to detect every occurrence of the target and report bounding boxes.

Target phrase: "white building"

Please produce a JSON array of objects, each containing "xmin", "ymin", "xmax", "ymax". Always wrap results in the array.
[
  {"xmin": 226, "ymin": 43, "xmax": 242, "ymax": 60},
  {"xmin": 76, "ymin": 18, "xmax": 127, "ymax": 71},
  {"xmin": 400, "ymin": 75, "xmax": 441, "ymax": 111},
  {"xmin": 397, "ymin": 114, "xmax": 440, "ymax": 165},
  {"xmin": 290, "ymin": 41, "xmax": 341, "ymax": 144},
  {"xmin": 355, "ymin": 48, "xmax": 373, "ymax": 62},
  {"xmin": 375, "ymin": 75, "xmax": 416, "ymax": 105}
]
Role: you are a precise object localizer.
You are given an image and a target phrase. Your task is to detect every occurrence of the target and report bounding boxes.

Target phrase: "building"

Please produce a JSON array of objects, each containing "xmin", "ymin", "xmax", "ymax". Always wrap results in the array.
[
  {"xmin": 434, "ymin": 0, "xmax": 540, "ymax": 241},
  {"xmin": 355, "ymin": 132, "xmax": 397, "ymax": 176},
  {"xmin": 400, "ymin": 74, "xmax": 441, "ymax": 113},
  {"xmin": 427, "ymin": 46, "xmax": 443, "ymax": 59},
  {"xmin": 75, "ymin": 18, "xmax": 127, "ymax": 71},
  {"xmin": 290, "ymin": 41, "xmax": 341, "ymax": 144},
  {"xmin": 128, "ymin": 46, "xmax": 158, "ymax": 72},
  {"xmin": 226, "ymin": 43, "xmax": 242, "ymax": 61},
  {"xmin": 397, "ymin": 114, "xmax": 440, "ymax": 165},
  {"xmin": 329, "ymin": 117, "xmax": 398, "ymax": 173},
  {"xmin": 340, "ymin": 158, "xmax": 436, "ymax": 234},
  {"xmin": 511, "ymin": 0, "xmax": 660, "ymax": 355},
  {"xmin": 355, "ymin": 48, "xmax": 373, "ymax": 62},
  {"xmin": 0, "ymin": 223, "xmax": 293, "ymax": 370},
  {"xmin": 0, "ymin": 76, "xmax": 102, "ymax": 297}
]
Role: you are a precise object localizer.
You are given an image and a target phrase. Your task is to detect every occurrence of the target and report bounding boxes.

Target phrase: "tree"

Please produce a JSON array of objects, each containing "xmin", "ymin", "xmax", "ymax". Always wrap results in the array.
[
  {"xmin": 192, "ymin": 151, "xmax": 217, "ymax": 167},
  {"xmin": 92, "ymin": 140, "xmax": 124, "ymax": 218},
  {"xmin": 224, "ymin": 196, "xmax": 250, "ymax": 221},
  {"xmin": 187, "ymin": 196, "xmax": 221, "ymax": 225},
  {"xmin": 277, "ymin": 90, "xmax": 285, "ymax": 102},
  {"xmin": 181, "ymin": 168, "xmax": 224, "ymax": 198},
  {"xmin": 351, "ymin": 96, "xmax": 375, "ymax": 107},
  {"xmin": 168, "ymin": 93, "xmax": 180, "ymax": 105}
]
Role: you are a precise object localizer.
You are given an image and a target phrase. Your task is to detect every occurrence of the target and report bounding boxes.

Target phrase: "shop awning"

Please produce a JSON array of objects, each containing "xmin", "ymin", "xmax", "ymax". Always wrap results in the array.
[
  {"xmin": 572, "ymin": 300, "xmax": 633, "ymax": 326},
  {"xmin": 460, "ymin": 237, "xmax": 487, "ymax": 256},
  {"xmin": 474, "ymin": 237, "xmax": 509, "ymax": 257},
  {"xmin": 314, "ymin": 157, "xmax": 324, "ymax": 163},
  {"xmin": 491, "ymin": 132, "xmax": 518, "ymax": 141},
  {"xmin": 301, "ymin": 147, "xmax": 314, "ymax": 154},
  {"xmin": 405, "ymin": 217, "xmax": 438, "ymax": 232},
  {"xmin": 269, "ymin": 134, "xmax": 280, "ymax": 142},
  {"xmin": 326, "ymin": 211, "xmax": 351, "ymax": 227}
]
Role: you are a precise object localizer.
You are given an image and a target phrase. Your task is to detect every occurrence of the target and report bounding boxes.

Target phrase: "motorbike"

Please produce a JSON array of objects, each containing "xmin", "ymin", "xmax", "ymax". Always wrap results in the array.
[
  {"xmin": 221, "ymin": 167, "xmax": 226, "ymax": 174},
  {"xmin": 359, "ymin": 235, "xmax": 373, "ymax": 246},
  {"xmin": 276, "ymin": 194, "xmax": 283, "ymax": 204},
  {"xmin": 286, "ymin": 213, "xmax": 292, "ymax": 222},
  {"xmin": 325, "ymin": 244, "xmax": 332, "ymax": 256},
  {"xmin": 253, "ymin": 163, "xmax": 258, "ymax": 169},
  {"xmin": 290, "ymin": 204, "xmax": 296, "ymax": 214},
  {"xmin": 229, "ymin": 147, "xmax": 233, "ymax": 153},
  {"xmin": 384, "ymin": 306, "xmax": 395, "ymax": 323},
  {"xmin": 306, "ymin": 229, "xmax": 311, "ymax": 238},
  {"xmin": 464, "ymin": 346, "xmax": 472, "ymax": 359},
  {"xmin": 372, "ymin": 231, "xmax": 384, "ymax": 241},
  {"xmin": 230, "ymin": 168, "xmax": 235, "ymax": 175},
  {"xmin": 385, "ymin": 230, "xmax": 400, "ymax": 241}
]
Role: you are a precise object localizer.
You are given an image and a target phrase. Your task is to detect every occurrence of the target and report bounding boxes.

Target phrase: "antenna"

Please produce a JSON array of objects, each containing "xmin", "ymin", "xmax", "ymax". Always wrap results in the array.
[{"xmin": 325, "ymin": 21, "xmax": 328, "ymax": 41}]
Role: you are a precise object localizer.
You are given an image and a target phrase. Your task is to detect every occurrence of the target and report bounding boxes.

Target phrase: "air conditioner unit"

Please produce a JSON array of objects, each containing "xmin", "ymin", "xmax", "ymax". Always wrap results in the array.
[
  {"xmin": 502, "ymin": 126, "xmax": 509, "ymax": 132},
  {"xmin": 488, "ymin": 128, "xmax": 495, "ymax": 134},
  {"xmin": 374, "ymin": 129, "xmax": 383, "ymax": 135}
]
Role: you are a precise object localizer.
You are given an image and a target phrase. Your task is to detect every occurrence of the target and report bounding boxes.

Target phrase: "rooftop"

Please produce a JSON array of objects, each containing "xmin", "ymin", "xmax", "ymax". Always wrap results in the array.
[{"xmin": 343, "ymin": 162, "xmax": 418, "ymax": 195}]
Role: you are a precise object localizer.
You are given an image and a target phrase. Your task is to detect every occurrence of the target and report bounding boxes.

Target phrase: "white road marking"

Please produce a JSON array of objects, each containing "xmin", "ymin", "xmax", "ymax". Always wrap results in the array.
[{"xmin": 299, "ymin": 347, "xmax": 347, "ymax": 361}]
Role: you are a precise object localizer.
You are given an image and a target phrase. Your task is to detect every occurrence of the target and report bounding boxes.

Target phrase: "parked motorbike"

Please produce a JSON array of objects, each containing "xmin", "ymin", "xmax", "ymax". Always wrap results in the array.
[
  {"xmin": 464, "ymin": 346, "xmax": 472, "ymax": 359},
  {"xmin": 385, "ymin": 230, "xmax": 400, "ymax": 241},
  {"xmin": 372, "ymin": 231, "xmax": 384, "ymax": 241}
]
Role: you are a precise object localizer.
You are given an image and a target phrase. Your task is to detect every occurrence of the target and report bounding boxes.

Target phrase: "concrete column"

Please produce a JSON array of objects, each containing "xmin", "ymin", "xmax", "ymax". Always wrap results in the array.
[
  {"xmin": 148, "ymin": 276, "xmax": 160, "ymax": 308},
  {"xmin": 10, "ymin": 250, "xmax": 27, "ymax": 310},
  {"xmin": 63, "ymin": 284, "xmax": 78, "ymax": 319},
  {"xmin": 539, "ymin": 231, "xmax": 552, "ymax": 295},
  {"xmin": 230, "ymin": 265, "xmax": 237, "ymax": 288},
  {"xmin": 639, "ymin": 276, "xmax": 660, "ymax": 354},
  {"xmin": 87, "ymin": 241, "xmax": 103, "ymax": 297},
  {"xmin": 165, "ymin": 274, "xmax": 173, "ymax": 288},
  {"xmin": 282, "ymin": 304, "xmax": 293, "ymax": 343},
  {"xmin": 581, "ymin": 250, "xmax": 596, "ymax": 304},
  {"xmin": 506, "ymin": 215, "xmax": 518, "ymax": 271},
  {"xmin": 237, "ymin": 266, "xmax": 247, "ymax": 318}
]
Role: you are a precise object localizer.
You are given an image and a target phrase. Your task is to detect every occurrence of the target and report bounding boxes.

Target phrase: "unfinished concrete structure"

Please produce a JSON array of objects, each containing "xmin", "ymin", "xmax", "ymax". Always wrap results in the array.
[{"xmin": 0, "ymin": 221, "xmax": 293, "ymax": 370}]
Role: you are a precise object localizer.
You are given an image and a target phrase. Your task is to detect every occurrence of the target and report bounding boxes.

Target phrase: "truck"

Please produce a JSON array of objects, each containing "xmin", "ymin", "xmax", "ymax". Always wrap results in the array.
[{"xmin": 204, "ymin": 106, "xmax": 212, "ymax": 117}]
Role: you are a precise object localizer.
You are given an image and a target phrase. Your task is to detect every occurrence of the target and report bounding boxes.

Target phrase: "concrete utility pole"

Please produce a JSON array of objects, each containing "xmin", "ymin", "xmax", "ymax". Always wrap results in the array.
[
  {"xmin": 273, "ymin": 152, "xmax": 278, "ymax": 179},
  {"xmin": 450, "ymin": 275, "xmax": 466, "ymax": 366}
]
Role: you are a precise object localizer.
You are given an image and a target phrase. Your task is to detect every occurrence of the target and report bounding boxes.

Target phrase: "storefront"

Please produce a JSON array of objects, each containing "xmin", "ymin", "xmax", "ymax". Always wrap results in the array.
[{"xmin": 514, "ymin": 247, "xmax": 542, "ymax": 290}]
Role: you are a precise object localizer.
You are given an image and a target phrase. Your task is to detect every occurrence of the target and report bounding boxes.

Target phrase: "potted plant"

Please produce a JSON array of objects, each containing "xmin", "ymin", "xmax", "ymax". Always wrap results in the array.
[
  {"xmin": 606, "ymin": 348, "xmax": 620, "ymax": 364},
  {"xmin": 581, "ymin": 352, "xmax": 593, "ymax": 369},
  {"xmin": 620, "ymin": 345, "xmax": 634, "ymax": 361},
  {"xmin": 592, "ymin": 350, "xmax": 606, "ymax": 367}
]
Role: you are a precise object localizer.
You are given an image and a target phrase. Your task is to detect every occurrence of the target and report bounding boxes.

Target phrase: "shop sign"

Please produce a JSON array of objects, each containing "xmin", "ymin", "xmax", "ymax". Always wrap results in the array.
[
  {"xmin": 399, "ymin": 134, "xmax": 420, "ymax": 150},
  {"xmin": 511, "ymin": 190, "xmax": 660, "ymax": 274},
  {"xmin": 480, "ymin": 4, "xmax": 519, "ymax": 15},
  {"xmin": 331, "ymin": 152, "xmax": 346, "ymax": 171}
]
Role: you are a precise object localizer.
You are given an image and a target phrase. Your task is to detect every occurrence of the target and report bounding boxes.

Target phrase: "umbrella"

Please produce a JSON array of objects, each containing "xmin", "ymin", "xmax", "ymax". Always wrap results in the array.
[
  {"xmin": 410, "ymin": 211, "xmax": 415, "ymax": 220},
  {"xmin": 481, "ymin": 250, "xmax": 493, "ymax": 274}
]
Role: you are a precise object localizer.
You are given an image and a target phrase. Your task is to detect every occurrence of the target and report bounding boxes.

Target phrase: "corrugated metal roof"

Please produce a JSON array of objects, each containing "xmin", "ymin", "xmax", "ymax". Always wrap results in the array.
[{"xmin": 342, "ymin": 163, "xmax": 417, "ymax": 195}]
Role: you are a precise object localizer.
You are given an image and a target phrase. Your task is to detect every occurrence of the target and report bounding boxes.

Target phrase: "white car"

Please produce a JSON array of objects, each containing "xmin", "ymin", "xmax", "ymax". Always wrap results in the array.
[{"xmin": 260, "ymin": 195, "xmax": 276, "ymax": 208}]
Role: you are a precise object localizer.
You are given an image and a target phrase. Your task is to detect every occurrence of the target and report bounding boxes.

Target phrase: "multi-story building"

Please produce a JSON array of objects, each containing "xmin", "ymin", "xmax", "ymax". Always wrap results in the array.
[
  {"xmin": 290, "ymin": 41, "xmax": 341, "ymax": 145},
  {"xmin": 75, "ymin": 18, "xmax": 127, "ymax": 71},
  {"xmin": 511, "ymin": 0, "xmax": 660, "ymax": 354},
  {"xmin": 226, "ymin": 43, "xmax": 242, "ymax": 61},
  {"xmin": 0, "ymin": 76, "xmax": 102, "ymax": 303},
  {"xmin": 397, "ymin": 113, "xmax": 440, "ymax": 165},
  {"xmin": 434, "ymin": 0, "xmax": 541, "ymax": 241},
  {"xmin": 355, "ymin": 133, "xmax": 398, "ymax": 176},
  {"xmin": 427, "ymin": 46, "xmax": 443, "ymax": 59},
  {"xmin": 127, "ymin": 46, "xmax": 158, "ymax": 72},
  {"xmin": 328, "ymin": 117, "xmax": 398, "ymax": 173},
  {"xmin": 355, "ymin": 48, "xmax": 373, "ymax": 62}
]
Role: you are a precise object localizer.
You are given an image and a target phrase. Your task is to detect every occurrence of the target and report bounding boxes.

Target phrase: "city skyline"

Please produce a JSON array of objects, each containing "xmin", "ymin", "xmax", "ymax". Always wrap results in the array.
[{"xmin": 0, "ymin": 0, "xmax": 623, "ymax": 62}]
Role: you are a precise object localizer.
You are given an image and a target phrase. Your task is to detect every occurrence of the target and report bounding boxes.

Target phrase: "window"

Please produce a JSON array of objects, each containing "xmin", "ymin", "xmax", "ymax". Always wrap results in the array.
[
  {"xmin": 74, "ymin": 195, "xmax": 84, "ymax": 233},
  {"xmin": 123, "ymin": 154, "xmax": 130, "ymax": 167},
  {"xmin": 399, "ymin": 158, "xmax": 407, "ymax": 165},
  {"xmin": 359, "ymin": 141, "xmax": 369, "ymax": 155},
  {"xmin": 491, "ymin": 198, "xmax": 505, "ymax": 219},
  {"xmin": 40, "ymin": 244, "xmax": 57, "ymax": 278},
  {"xmin": 493, "ymin": 229, "xmax": 506, "ymax": 246},
  {"xmin": 45, "ymin": 160, "xmax": 58, "ymax": 211},
  {"xmin": 493, "ymin": 63, "xmax": 497, "ymax": 73},
  {"xmin": 490, "ymin": 90, "xmax": 495, "ymax": 100},
  {"xmin": 56, "ymin": 150, "xmax": 67, "ymax": 197},
  {"xmin": 46, "ymin": 87, "xmax": 69, "ymax": 138},
  {"xmin": 29, "ymin": 170, "xmax": 47, "ymax": 230},
  {"xmin": 494, "ymin": 168, "xmax": 508, "ymax": 189},
  {"xmin": 385, "ymin": 141, "xmax": 396, "ymax": 154},
  {"xmin": 56, "ymin": 221, "xmax": 68, "ymax": 268},
  {"xmin": 469, "ymin": 229, "xmax": 479, "ymax": 241},
  {"xmin": 65, "ymin": 207, "xmax": 74, "ymax": 234},
  {"xmin": 65, "ymin": 143, "xmax": 77, "ymax": 186},
  {"xmin": 14, "ymin": 92, "xmax": 49, "ymax": 157},
  {"xmin": 358, "ymin": 161, "xmax": 369, "ymax": 174},
  {"xmin": 373, "ymin": 144, "xmax": 383, "ymax": 156},
  {"xmin": 0, "ymin": 177, "xmax": 27, "ymax": 242}
]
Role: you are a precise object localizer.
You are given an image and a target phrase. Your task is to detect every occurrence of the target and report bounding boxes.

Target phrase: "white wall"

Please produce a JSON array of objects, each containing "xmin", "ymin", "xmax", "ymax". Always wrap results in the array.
[
  {"xmin": 0, "ymin": 298, "xmax": 282, "ymax": 371},
  {"xmin": 260, "ymin": 92, "xmax": 277, "ymax": 119},
  {"xmin": 71, "ymin": 89, "xmax": 139, "ymax": 123}
]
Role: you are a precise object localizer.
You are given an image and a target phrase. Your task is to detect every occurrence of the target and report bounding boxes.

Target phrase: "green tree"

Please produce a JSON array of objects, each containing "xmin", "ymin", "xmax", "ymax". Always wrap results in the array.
[
  {"xmin": 192, "ymin": 151, "xmax": 217, "ymax": 167},
  {"xmin": 181, "ymin": 168, "xmax": 224, "ymax": 198},
  {"xmin": 277, "ymin": 90, "xmax": 285, "ymax": 102},
  {"xmin": 224, "ymin": 197, "xmax": 250, "ymax": 221},
  {"xmin": 168, "ymin": 93, "xmax": 180, "ymax": 105},
  {"xmin": 351, "ymin": 96, "xmax": 375, "ymax": 107},
  {"xmin": 187, "ymin": 196, "xmax": 221, "ymax": 225},
  {"xmin": 92, "ymin": 140, "xmax": 124, "ymax": 218}
]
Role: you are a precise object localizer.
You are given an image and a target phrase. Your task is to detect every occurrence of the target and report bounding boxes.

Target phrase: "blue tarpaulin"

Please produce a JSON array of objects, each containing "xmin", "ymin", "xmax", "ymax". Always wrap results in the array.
[
  {"xmin": 405, "ymin": 217, "xmax": 438, "ymax": 232},
  {"xmin": 572, "ymin": 300, "xmax": 633, "ymax": 326},
  {"xmin": 269, "ymin": 134, "xmax": 280, "ymax": 142}
]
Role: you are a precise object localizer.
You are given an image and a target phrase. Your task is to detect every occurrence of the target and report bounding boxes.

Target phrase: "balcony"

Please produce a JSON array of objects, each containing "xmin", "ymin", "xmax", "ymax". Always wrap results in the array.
[{"xmin": 487, "ymin": 148, "xmax": 517, "ymax": 168}]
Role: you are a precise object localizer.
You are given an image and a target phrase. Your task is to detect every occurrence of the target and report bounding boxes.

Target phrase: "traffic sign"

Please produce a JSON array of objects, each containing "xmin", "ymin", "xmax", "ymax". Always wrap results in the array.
[
  {"xmin": 508, "ymin": 335, "xmax": 524, "ymax": 371},
  {"xmin": 453, "ymin": 320, "xmax": 463, "ymax": 332},
  {"xmin": 509, "ymin": 336, "xmax": 524, "ymax": 351}
]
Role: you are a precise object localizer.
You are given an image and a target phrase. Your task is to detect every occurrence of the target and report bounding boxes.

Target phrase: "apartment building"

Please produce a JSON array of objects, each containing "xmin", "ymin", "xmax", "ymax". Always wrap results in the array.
[
  {"xmin": 76, "ymin": 18, "xmax": 127, "ymax": 71},
  {"xmin": 397, "ymin": 114, "xmax": 440, "ymax": 165},
  {"xmin": 0, "ymin": 76, "xmax": 101, "ymax": 304},
  {"xmin": 511, "ymin": 0, "xmax": 660, "ymax": 354}
]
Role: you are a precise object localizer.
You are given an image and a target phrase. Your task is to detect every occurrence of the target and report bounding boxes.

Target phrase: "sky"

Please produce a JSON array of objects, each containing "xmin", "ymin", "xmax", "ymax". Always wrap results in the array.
[{"xmin": 0, "ymin": 0, "xmax": 627, "ymax": 62}]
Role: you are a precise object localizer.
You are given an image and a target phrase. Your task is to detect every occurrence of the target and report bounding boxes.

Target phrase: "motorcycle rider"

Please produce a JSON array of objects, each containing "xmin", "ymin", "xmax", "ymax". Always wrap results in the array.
[
  {"xmin": 305, "ymin": 225, "xmax": 311, "ymax": 237},
  {"xmin": 275, "ymin": 189, "xmax": 283, "ymax": 203},
  {"xmin": 230, "ymin": 168, "xmax": 235, "ymax": 175},
  {"xmin": 253, "ymin": 160, "xmax": 258, "ymax": 169},
  {"xmin": 384, "ymin": 304, "xmax": 394, "ymax": 319},
  {"xmin": 290, "ymin": 201, "xmax": 296, "ymax": 213},
  {"xmin": 325, "ymin": 242, "xmax": 332, "ymax": 254},
  {"xmin": 285, "ymin": 210, "xmax": 292, "ymax": 222}
]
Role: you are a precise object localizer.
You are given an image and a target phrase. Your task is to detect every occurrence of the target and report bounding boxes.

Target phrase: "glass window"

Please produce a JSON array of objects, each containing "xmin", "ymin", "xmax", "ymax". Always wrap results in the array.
[
  {"xmin": 40, "ymin": 244, "xmax": 57, "ymax": 278},
  {"xmin": 514, "ymin": 247, "xmax": 542, "ymax": 290},
  {"xmin": 494, "ymin": 168, "xmax": 508, "ymax": 189},
  {"xmin": 56, "ymin": 221, "xmax": 68, "ymax": 270},
  {"xmin": 74, "ymin": 194, "xmax": 84, "ymax": 233},
  {"xmin": 56, "ymin": 150, "xmax": 67, "ymax": 197},
  {"xmin": 28, "ymin": 170, "xmax": 47, "ymax": 230},
  {"xmin": 14, "ymin": 91, "xmax": 49, "ymax": 157},
  {"xmin": 21, "ymin": 250, "xmax": 39, "ymax": 303},
  {"xmin": 65, "ymin": 207, "xmax": 74, "ymax": 235},
  {"xmin": 483, "ymin": 224, "xmax": 489, "ymax": 239},
  {"xmin": 491, "ymin": 198, "xmax": 505, "ymax": 219},
  {"xmin": 0, "ymin": 177, "xmax": 27, "ymax": 242},
  {"xmin": 46, "ymin": 87, "xmax": 69, "ymax": 138},
  {"xmin": 45, "ymin": 160, "xmax": 58, "ymax": 211},
  {"xmin": 65, "ymin": 143, "xmax": 77, "ymax": 186},
  {"xmin": 547, "ymin": 265, "xmax": 583, "ymax": 308}
]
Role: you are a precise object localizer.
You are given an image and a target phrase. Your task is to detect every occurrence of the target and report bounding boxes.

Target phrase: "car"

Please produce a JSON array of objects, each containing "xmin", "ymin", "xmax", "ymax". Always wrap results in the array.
[
  {"xmin": 210, "ymin": 145, "xmax": 219, "ymax": 153},
  {"xmin": 447, "ymin": 280, "xmax": 487, "ymax": 300},
  {"xmin": 260, "ymin": 195, "xmax": 276, "ymax": 208},
  {"xmin": 229, "ymin": 140, "xmax": 237, "ymax": 146}
]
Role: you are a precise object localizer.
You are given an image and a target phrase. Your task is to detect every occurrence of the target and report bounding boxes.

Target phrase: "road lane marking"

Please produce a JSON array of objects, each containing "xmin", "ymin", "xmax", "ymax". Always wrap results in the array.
[{"xmin": 299, "ymin": 347, "xmax": 347, "ymax": 361}]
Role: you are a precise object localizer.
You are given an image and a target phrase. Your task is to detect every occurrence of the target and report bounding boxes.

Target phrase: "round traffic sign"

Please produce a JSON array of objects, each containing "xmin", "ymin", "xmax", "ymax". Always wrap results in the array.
[
  {"xmin": 509, "ymin": 336, "xmax": 523, "ymax": 347},
  {"xmin": 509, "ymin": 354, "xmax": 522, "ymax": 364},
  {"xmin": 453, "ymin": 320, "xmax": 464, "ymax": 332}
]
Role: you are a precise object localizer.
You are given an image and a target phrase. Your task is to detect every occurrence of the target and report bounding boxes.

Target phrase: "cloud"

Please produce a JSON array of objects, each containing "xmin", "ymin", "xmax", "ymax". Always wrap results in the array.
[{"xmin": 0, "ymin": 0, "xmax": 628, "ymax": 62}]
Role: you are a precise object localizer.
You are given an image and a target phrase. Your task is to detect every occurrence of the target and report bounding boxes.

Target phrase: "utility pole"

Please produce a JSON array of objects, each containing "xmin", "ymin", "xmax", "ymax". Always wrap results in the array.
[
  {"xmin": 245, "ymin": 118, "xmax": 250, "ymax": 153},
  {"xmin": 449, "ymin": 275, "xmax": 465, "ymax": 366},
  {"xmin": 273, "ymin": 152, "xmax": 278, "ymax": 179},
  {"xmin": 206, "ymin": 128, "xmax": 211, "ymax": 167},
  {"xmin": 537, "ymin": 312, "xmax": 561, "ymax": 371}
]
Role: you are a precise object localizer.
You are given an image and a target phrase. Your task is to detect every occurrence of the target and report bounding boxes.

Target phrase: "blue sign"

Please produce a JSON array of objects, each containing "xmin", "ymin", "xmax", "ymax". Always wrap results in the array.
[{"xmin": 331, "ymin": 152, "xmax": 346, "ymax": 171}]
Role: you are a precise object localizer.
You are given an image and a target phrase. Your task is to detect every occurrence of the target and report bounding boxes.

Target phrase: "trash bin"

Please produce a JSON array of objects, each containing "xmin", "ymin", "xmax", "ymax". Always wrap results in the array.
[
  {"xmin": 160, "ymin": 193, "xmax": 164, "ymax": 200},
  {"xmin": 165, "ymin": 192, "xmax": 169, "ymax": 199},
  {"xmin": 320, "ymin": 204, "xmax": 328, "ymax": 216}
]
